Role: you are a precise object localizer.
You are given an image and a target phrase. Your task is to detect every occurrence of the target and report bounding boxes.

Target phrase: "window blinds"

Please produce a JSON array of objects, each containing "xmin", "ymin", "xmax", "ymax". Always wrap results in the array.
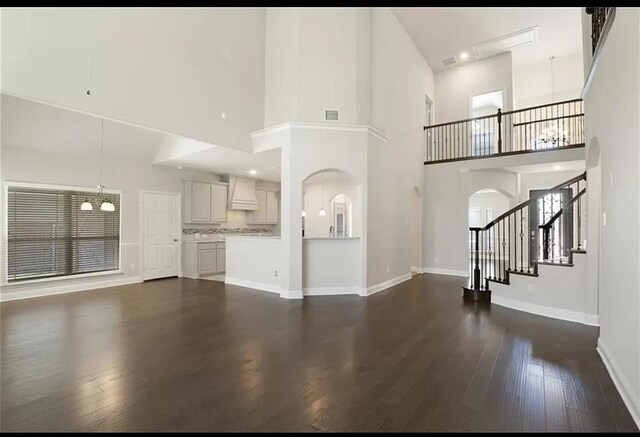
[{"xmin": 7, "ymin": 186, "xmax": 120, "ymax": 282}]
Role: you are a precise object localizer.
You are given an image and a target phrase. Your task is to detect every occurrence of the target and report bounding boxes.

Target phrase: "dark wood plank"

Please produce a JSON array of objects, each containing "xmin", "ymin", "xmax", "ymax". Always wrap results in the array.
[{"xmin": 0, "ymin": 274, "xmax": 636, "ymax": 432}]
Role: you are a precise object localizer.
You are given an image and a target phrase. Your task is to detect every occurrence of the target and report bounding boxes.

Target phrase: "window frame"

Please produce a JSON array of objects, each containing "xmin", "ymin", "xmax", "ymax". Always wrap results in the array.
[{"xmin": 2, "ymin": 181, "xmax": 123, "ymax": 286}]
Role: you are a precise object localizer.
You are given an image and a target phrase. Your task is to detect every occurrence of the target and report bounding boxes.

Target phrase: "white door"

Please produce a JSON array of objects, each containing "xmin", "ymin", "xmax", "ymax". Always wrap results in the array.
[{"xmin": 143, "ymin": 192, "xmax": 180, "ymax": 280}]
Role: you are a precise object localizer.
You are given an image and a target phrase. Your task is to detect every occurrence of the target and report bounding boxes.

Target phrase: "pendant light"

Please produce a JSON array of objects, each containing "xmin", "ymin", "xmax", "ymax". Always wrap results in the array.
[
  {"xmin": 318, "ymin": 173, "xmax": 327, "ymax": 216},
  {"xmin": 97, "ymin": 119, "xmax": 115, "ymax": 212},
  {"xmin": 80, "ymin": 118, "xmax": 115, "ymax": 212}
]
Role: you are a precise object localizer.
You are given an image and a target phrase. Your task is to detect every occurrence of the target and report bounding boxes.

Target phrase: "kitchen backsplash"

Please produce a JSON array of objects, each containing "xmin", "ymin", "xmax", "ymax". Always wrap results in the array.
[{"xmin": 183, "ymin": 227, "xmax": 273, "ymax": 235}]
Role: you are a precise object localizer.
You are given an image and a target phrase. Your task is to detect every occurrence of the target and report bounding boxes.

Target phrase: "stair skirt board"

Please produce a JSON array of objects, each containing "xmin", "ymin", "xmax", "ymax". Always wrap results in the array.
[{"xmin": 491, "ymin": 295, "xmax": 599, "ymax": 326}]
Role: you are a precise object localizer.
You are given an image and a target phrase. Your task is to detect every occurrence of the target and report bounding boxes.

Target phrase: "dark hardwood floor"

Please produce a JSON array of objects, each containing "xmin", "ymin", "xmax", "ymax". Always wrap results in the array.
[{"xmin": 1, "ymin": 274, "xmax": 637, "ymax": 432}]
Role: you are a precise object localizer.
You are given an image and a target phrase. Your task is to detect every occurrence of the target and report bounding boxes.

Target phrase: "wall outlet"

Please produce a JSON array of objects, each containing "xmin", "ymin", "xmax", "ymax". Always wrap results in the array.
[
  {"xmin": 274, "ymin": 270, "xmax": 278, "ymax": 277},
  {"xmin": 609, "ymin": 172, "xmax": 614, "ymax": 188},
  {"xmin": 602, "ymin": 212, "xmax": 607, "ymax": 226}
]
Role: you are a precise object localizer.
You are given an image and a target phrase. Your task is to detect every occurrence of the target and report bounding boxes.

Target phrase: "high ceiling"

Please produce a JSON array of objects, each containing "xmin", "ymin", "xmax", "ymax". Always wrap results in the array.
[
  {"xmin": 393, "ymin": 7, "xmax": 583, "ymax": 73},
  {"xmin": 2, "ymin": 94, "xmax": 282, "ymax": 182}
]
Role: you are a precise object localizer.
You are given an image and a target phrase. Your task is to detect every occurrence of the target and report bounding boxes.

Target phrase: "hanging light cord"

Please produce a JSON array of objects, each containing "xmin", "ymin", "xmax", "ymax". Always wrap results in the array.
[{"xmin": 86, "ymin": 11, "xmax": 92, "ymax": 95}]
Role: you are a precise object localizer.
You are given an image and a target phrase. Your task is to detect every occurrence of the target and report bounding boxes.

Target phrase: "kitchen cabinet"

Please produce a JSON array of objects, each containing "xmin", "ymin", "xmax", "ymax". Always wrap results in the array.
[
  {"xmin": 182, "ymin": 241, "xmax": 226, "ymax": 278},
  {"xmin": 198, "ymin": 248, "xmax": 217, "ymax": 275},
  {"xmin": 183, "ymin": 180, "xmax": 228, "ymax": 224},
  {"xmin": 248, "ymin": 189, "xmax": 278, "ymax": 224}
]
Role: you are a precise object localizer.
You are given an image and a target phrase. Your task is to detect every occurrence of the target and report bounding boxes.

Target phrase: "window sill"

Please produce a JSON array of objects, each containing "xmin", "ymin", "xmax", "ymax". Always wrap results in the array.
[{"xmin": 2, "ymin": 269, "xmax": 124, "ymax": 287}]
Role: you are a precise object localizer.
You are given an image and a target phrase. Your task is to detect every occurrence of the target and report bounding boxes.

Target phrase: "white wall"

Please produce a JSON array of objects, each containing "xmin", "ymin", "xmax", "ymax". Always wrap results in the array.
[
  {"xmin": 583, "ymin": 8, "xmax": 640, "ymax": 426},
  {"xmin": 469, "ymin": 191, "xmax": 510, "ymax": 227},
  {"xmin": 513, "ymin": 52, "xmax": 584, "ymax": 109},
  {"xmin": 434, "ymin": 53, "xmax": 513, "ymax": 123},
  {"xmin": 1, "ymin": 145, "xmax": 221, "ymax": 299},
  {"xmin": 2, "ymin": 8, "xmax": 266, "ymax": 151},
  {"xmin": 302, "ymin": 238, "xmax": 360, "ymax": 293},
  {"xmin": 519, "ymin": 169, "xmax": 585, "ymax": 202},
  {"xmin": 302, "ymin": 180, "xmax": 358, "ymax": 238},
  {"xmin": 225, "ymin": 237, "xmax": 281, "ymax": 294},
  {"xmin": 491, "ymin": 252, "xmax": 594, "ymax": 325},
  {"xmin": 367, "ymin": 8, "xmax": 434, "ymax": 286},
  {"xmin": 264, "ymin": 8, "xmax": 371, "ymax": 127},
  {"xmin": 423, "ymin": 167, "xmax": 518, "ymax": 274}
]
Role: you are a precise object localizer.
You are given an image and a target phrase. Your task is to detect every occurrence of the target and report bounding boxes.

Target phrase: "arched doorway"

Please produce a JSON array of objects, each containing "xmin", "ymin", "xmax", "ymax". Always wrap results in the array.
[{"xmin": 468, "ymin": 188, "xmax": 511, "ymax": 276}]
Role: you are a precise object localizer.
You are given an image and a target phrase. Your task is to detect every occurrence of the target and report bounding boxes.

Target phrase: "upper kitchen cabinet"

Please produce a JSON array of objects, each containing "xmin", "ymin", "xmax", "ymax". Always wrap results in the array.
[
  {"xmin": 248, "ymin": 188, "xmax": 279, "ymax": 224},
  {"xmin": 183, "ymin": 180, "xmax": 228, "ymax": 224}
]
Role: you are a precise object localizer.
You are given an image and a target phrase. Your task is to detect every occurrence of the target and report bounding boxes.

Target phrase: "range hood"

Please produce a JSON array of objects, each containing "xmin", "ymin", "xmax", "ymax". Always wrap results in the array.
[{"xmin": 225, "ymin": 175, "xmax": 258, "ymax": 210}]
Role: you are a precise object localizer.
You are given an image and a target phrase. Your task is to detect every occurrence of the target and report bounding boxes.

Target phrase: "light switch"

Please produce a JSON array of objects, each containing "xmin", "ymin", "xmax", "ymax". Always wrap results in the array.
[{"xmin": 609, "ymin": 172, "xmax": 614, "ymax": 188}]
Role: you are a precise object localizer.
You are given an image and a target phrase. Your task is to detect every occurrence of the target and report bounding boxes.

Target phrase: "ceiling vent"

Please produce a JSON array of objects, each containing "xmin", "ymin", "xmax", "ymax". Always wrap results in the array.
[
  {"xmin": 472, "ymin": 26, "xmax": 539, "ymax": 59},
  {"xmin": 442, "ymin": 56, "xmax": 457, "ymax": 67},
  {"xmin": 324, "ymin": 109, "xmax": 339, "ymax": 121}
]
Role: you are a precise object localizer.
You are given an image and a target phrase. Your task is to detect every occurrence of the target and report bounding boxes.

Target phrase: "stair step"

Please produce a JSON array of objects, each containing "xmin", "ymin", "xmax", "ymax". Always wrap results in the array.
[
  {"xmin": 570, "ymin": 249, "xmax": 587, "ymax": 254},
  {"xmin": 507, "ymin": 269, "xmax": 538, "ymax": 278},
  {"xmin": 534, "ymin": 261, "xmax": 574, "ymax": 267}
]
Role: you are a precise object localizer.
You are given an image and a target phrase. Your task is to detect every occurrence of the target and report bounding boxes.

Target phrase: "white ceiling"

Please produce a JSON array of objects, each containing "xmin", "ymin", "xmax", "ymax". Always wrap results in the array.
[
  {"xmin": 2, "ymin": 94, "xmax": 283, "ymax": 182},
  {"xmin": 393, "ymin": 7, "xmax": 583, "ymax": 72}
]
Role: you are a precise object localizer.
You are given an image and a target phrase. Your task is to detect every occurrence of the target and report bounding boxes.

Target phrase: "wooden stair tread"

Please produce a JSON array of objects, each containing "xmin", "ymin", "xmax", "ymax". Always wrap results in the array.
[
  {"xmin": 507, "ymin": 269, "xmax": 538, "ymax": 277},
  {"xmin": 534, "ymin": 261, "xmax": 574, "ymax": 267},
  {"xmin": 487, "ymin": 277, "xmax": 509, "ymax": 285}
]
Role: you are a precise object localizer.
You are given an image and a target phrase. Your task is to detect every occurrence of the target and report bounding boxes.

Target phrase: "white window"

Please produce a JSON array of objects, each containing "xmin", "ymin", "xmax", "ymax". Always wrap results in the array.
[{"xmin": 5, "ymin": 183, "xmax": 121, "ymax": 283}]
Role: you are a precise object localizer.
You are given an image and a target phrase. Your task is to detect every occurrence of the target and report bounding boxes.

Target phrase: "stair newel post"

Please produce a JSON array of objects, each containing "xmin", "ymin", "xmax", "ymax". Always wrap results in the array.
[
  {"xmin": 471, "ymin": 227, "xmax": 481, "ymax": 290},
  {"xmin": 497, "ymin": 108, "xmax": 503, "ymax": 154}
]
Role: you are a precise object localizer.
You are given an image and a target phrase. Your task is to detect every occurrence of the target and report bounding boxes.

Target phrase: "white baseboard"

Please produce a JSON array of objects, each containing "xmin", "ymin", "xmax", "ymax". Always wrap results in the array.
[
  {"xmin": 597, "ymin": 338, "xmax": 640, "ymax": 429},
  {"xmin": 491, "ymin": 295, "xmax": 600, "ymax": 326},
  {"xmin": 224, "ymin": 277, "xmax": 281, "ymax": 295},
  {"xmin": 303, "ymin": 287, "xmax": 360, "ymax": 296},
  {"xmin": 0, "ymin": 275, "xmax": 142, "ymax": 302},
  {"xmin": 362, "ymin": 273, "xmax": 411, "ymax": 297},
  {"xmin": 422, "ymin": 267, "xmax": 468, "ymax": 277},
  {"xmin": 411, "ymin": 266, "xmax": 424, "ymax": 274},
  {"xmin": 279, "ymin": 289, "xmax": 303, "ymax": 300}
]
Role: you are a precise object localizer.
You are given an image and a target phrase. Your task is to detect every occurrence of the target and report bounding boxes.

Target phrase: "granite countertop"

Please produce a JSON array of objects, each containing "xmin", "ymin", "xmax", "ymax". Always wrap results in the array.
[
  {"xmin": 224, "ymin": 235, "xmax": 280, "ymax": 239},
  {"xmin": 182, "ymin": 233, "xmax": 277, "ymax": 242}
]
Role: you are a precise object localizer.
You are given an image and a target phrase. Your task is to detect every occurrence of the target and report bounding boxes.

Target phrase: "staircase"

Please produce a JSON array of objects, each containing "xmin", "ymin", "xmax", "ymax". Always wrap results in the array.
[{"xmin": 463, "ymin": 172, "xmax": 587, "ymax": 302}]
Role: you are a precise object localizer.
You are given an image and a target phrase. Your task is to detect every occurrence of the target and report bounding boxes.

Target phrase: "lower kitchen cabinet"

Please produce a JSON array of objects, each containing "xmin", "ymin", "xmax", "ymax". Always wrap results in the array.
[{"xmin": 182, "ymin": 241, "xmax": 226, "ymax": 279}]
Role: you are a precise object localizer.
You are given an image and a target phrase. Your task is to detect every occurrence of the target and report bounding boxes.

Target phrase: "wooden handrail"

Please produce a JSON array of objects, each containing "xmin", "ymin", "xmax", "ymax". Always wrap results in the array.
[
  {"xmin": 500, "ymin": 98, "xmax": 583, "ymax": 116},
  {"xmin": 481, "ymin": 172, "xmax": 586, "ymax": 231},
  {"xmin": 424, "ymin": 98, "xmax": 584, "ymax": 131},
  {"xmin": 538, "ymin": 187, "xmax": 587, "ymax": 230},
  {"xmin": 511, "ymin": 113, "xmax": 584, "ymax": 128},
  {"xmin": 423, "ymin": 113, "xmax": 496, "ymax": 130}
]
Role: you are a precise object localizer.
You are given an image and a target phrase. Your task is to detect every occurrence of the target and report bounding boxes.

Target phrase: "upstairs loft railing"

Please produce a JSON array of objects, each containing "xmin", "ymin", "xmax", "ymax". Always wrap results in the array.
[
  {"xmin": 424, "ymin": 99, "xmax": 584, "ymax": 164},
  {"xmin": 586, "ymin": 7, "xmax": 615, "ymax": 55},
  {"xmin": 466, "ymin": 172, "xmax": 587, "ymax": 294}
]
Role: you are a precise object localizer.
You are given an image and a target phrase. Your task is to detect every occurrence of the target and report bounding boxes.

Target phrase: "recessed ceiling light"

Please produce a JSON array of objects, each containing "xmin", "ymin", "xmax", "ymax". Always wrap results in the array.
[
  {"xmin": 460, "ymin": 52, "xmax": 469, "ymax": 60},
  {"xmin": 249, "ymin": 169, "xmax": 257, "ymax": 175},
  {"xmin": 221, "ymin": 112, "xmax": 227, "ymax": 120},
  {"xmin": 553, "ymin": 165, "xmax": 562, "ymax": 170}
]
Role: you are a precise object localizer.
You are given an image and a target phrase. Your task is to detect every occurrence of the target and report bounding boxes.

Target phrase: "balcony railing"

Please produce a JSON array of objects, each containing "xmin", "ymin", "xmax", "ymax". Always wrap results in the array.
[
  {"xmin": 423, "ymin": 99, "xmax": 584, "ymax": 164},
  {"xmin": 586, "ymin": 7, "xmax": 615, "ymax": 55}
]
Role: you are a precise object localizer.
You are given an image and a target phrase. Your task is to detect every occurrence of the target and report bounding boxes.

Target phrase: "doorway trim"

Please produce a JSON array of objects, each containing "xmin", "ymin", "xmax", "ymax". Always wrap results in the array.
[{"xmin": 139, "ymin": 190, "xmax": 182, "ymax": 281}]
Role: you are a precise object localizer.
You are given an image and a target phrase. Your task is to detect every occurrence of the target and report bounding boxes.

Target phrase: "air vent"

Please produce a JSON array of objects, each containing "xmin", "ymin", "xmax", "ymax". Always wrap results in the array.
[
  {"xmin": 442, "ymin": 57, "xmax": 457, "ymax": 67},
  {"xmin": 324, "ymin": 109, "xmax": 339, "ymax": 121},
  {"xmin": 472, "ymin": 26, "xmax": 539, "ymax": 60}
]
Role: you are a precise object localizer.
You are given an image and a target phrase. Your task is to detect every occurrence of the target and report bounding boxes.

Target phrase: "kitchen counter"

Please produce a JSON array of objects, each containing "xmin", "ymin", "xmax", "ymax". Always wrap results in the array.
[{"xmin": 224, "ymin": 235, "xmax": 280, "ymax": 240}]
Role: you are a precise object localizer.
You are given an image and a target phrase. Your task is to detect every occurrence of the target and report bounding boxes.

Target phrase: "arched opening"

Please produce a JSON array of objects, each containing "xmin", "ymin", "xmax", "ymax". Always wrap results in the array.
[
  {"xmin": 301, "ymin": 169, "xmax": 358, "ymax": 238},
  {"xmin": 410, "ymin": 187, "xmax": 422, "ymax": 275},
  {"xmin": 300, "ymin": 169, "xmax": 362, "ymax": 295},
  {"xmin": 468, "ymin": 188, "xmax": 511, "ymax": 273}
]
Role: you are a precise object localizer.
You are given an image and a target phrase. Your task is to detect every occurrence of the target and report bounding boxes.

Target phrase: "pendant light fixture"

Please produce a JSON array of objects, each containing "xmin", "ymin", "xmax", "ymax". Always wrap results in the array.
[
  {"xmin": 319, "ymin": 172, "xmax": 327, "ymax": 216},
  {"xmin": 80, "ymin": 118, "xmax": 115, "ymax": 212}
]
